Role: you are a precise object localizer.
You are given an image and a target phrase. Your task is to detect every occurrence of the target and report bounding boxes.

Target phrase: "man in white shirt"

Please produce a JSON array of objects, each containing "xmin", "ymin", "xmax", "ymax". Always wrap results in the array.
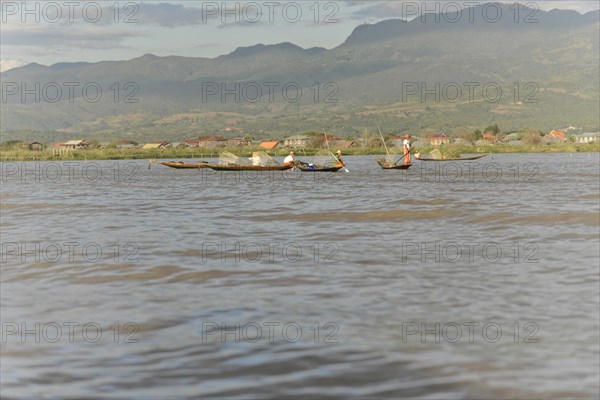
[
  {"xmin": 403, "ymin": 134, "xmax": 411, "ymax": 164},
  {"xmin": 283, "ymin": 151, "xmax": 295, "ymax": 166}
]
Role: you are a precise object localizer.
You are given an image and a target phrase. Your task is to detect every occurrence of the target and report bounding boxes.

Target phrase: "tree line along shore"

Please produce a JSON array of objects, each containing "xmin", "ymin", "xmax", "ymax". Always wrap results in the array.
[{"xmin": 1, "ymin": 143, "xmax": 598, "ymax": 162}]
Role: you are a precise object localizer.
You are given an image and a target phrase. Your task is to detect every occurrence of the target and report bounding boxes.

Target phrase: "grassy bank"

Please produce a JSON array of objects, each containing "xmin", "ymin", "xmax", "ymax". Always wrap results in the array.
[{"xmin": 1, "ymin": 143, "xmax": 598, "ymax": 161}]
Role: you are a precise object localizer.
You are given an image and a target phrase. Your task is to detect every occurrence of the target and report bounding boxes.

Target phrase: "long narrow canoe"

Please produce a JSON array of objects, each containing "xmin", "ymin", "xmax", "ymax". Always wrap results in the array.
[
  {"xmin": 417, "ymin": 155, "xmax": 489, "ymax": 161},
  {"xmin": 376, "ymin": 158, "xmax": 412, "ymax": 170},
  {"xmin": 296, "ymin": 164, "xmax": 344, "ymax": 172},
  {"xmin": 208, "ymin": 164, "xmax": 293, "ymax": 171},
  {"xmin": 151, "ymin": 160, "xmax": 210, "ymax": 169}
]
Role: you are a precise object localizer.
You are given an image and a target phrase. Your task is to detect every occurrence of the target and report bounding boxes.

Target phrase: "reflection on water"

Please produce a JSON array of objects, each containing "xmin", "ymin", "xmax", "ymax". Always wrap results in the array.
[{"xmin": 1, "ymin": 153, "xmax": 599, "ymax": 398}]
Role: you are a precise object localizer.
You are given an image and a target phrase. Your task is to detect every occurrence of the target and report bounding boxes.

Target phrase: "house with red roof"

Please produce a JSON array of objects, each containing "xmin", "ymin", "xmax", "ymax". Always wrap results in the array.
[
  {"xmin": 547, "ymin": 129, "xmax": 566, "ymax": 141},
  {"xmin": 259, "ymin": 141, "xmax": 279, "ymax": 149},
  {"xmin": 429, "ymin": 134, "xmax": 450, "ymax": 146}
]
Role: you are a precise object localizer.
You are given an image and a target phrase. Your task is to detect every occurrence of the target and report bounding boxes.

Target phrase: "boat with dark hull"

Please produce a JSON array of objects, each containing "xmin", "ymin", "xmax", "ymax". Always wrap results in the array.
[
  {"xmin": 295, "ymin": 163, "xmax": 344, "ymax": 172},
  {"xmin": 207, "ymin": 164, "xmax": 293, "ymax": 171},
  {"xmin": 150, "ymin": 160, "xmax": 210, "ymax": 169},
  {"xmin": 376, "ymin": 158, "xmax": 412, "ymax": 170},
  {"xmin": 417, "ymin": 155, "xmax": 488, "ymax": 161}
]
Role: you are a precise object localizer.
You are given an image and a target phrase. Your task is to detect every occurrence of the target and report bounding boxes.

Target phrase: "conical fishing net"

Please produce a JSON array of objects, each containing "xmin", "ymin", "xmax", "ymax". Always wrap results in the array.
[
  {"xmin": 219, "ymin": 151, "xmax": 250, "ymax": 165},
  {"xmin": 429, "ymin": 148, "xmax": 442, "ymax": 159},
  {"xmin": 388, "ymin": 146, "xmax": 404, "ymax": 164},
  {"xmin": 250, "ymin": 151, "xmax": 278, "ymax": 166}
]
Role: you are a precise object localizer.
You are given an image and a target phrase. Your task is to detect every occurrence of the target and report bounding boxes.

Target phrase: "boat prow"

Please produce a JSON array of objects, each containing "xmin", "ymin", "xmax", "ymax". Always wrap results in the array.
[{"xmin": 150, "ymin": 160, "xmax": 210, "ymax": 169}]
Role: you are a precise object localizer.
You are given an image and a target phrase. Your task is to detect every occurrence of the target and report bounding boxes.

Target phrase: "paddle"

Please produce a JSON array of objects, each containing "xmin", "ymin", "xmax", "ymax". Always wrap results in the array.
[
  {"xmin": 324, "ymin": 132, "xmax": 349, "ymax": 172},
  {"xmin": 392, "ymin": 147, "xmax": 414, "ymax": 167}
]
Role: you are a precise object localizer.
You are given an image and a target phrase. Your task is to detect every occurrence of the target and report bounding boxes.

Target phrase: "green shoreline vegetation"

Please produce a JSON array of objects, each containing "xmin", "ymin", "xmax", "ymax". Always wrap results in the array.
[{"xmin": 1, "ymin": 143, "xmax": 598, "ymax": 162}]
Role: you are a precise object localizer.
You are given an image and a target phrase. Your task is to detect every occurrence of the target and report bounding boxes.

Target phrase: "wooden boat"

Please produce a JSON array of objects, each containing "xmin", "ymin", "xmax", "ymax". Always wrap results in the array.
[
  {"xmin": 295, "ymin": 163, "xmax": 344, "ymax": 172},
  {"xmin": 208, "ymin": 164, "xmax": 293, "ymax": 171},
  {"xmin": 376, "ymin": 158, "xmax": 412, "ymax": 170},
  {"xmin": 151, "ymin": 160, "xmax": 210, "ymax": 169},
  {"xmin": 417, "ymin": 155, "xmax": 489, "ymax": 161}
]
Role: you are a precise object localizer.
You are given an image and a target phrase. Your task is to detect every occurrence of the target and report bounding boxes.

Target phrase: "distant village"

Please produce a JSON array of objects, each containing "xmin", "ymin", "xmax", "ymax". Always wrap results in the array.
[{"xmin": 4, "ymin": 127, "xmax": 599, "ymax": 153}]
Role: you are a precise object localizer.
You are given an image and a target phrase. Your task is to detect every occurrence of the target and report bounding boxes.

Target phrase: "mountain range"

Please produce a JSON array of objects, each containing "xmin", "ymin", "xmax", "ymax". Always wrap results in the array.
[{"xmin": 1, "ymin": 3, "xmax": 598, "ymax": 142}]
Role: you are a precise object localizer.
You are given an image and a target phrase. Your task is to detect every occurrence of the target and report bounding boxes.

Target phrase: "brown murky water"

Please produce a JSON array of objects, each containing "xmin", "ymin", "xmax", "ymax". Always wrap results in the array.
[{"xmin": 1, "ymin": 153, "xmax": 599, "ymax": 398}]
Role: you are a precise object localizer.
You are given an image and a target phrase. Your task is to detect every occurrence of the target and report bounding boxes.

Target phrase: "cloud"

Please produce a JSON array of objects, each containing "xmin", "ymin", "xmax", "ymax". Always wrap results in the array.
[
  {"xmin": 536, "ymin": 0, "xmax": 600, "ymax": 13},
  {"xmin": 0, "ymin": 1, "xmax": 354, "ymax": 29},
  {"xmin": 194, "ymin": 43, "xmax": 221, "ymax": 49},
  {"xmin": 0, "ymin": 59, "xmax": 28, "ymax": 72},
  {"xmin": 138, "ymin": 2, "xmax": 346, "ymax": 27},
  {"xmin": 344, "ymin": 0, "xmax": 600, "ymax": 21},
  {"xmin": 136, "ymin": 2, "xmax": 267, "ymax": 27},
  {"xmin": 0, "ymin": 2, "xmax": 205, "ymax": 27},
  {"xmin": 344, "ymin": 1, "xmax": 447, "ymax": 21},
  {"xmin": 216, "ymin": 20, "xmax": 270, "ymax": 29},
  {"xmin": 1, "ymin": 26, "xmax": 142, "ymax": 51},
  {"xmin": 137, "ymin": 3, "xmax": 205, "ymax": 27}
]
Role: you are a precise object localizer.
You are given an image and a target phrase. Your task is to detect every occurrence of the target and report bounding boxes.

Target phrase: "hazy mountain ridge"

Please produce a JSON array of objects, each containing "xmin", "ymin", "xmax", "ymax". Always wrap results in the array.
[
  {"xmin": 1, "ymin": 3, "xmax": 598, "ymax": 138},
  {"xmin": 343, "ymin": 5, "xmax": 599, "ymax": 45}
]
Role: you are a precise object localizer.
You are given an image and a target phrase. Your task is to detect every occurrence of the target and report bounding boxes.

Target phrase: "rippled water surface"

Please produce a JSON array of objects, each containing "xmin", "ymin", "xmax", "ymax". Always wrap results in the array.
[{"xmin": 1, "ymin": 153, "xmax": 599, "ymax": 398}]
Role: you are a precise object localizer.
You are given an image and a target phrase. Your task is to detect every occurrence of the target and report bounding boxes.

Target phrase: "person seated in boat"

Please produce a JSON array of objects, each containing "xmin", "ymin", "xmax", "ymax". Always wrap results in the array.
[
  {"xmin": 283, "ymin": 151, "xmax": 295, "ymax": 166},
  {"xmin": 250, "ymin": 153, "xmax": 261, "ymax": 166},
  {"xmin": 334, "ymin": 150, "xmax": 345, "ymax": 167},
  {"xmin": 415, "ymin": 152, "xmax": 421, "ymax": 159},
  {"xmin": 403, "ymin": 134, "xmax": 412, "ymax": 164}
]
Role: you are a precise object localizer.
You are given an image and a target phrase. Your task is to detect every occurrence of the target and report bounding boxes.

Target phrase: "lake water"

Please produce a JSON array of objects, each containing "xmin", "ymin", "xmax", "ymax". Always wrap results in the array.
[{"xmin": 1, "ymin": 153, "xmax": 599, "ymax": 398}]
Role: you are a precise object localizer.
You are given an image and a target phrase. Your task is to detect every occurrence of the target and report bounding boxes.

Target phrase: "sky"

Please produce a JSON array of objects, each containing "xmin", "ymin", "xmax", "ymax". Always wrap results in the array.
[{"xmin": 1, "ymin": 0, "xmax": 598, "ymax": 71}]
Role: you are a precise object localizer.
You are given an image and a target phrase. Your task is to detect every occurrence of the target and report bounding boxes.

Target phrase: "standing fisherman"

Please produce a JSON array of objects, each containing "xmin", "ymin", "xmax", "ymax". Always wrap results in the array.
[
  {"xmin": 334, "ymin": 150, "xmax": 345, "ymax": 167},
  {"xmin": 403, "ymin": 134, "xmax": 411, "ymax": 164}
]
